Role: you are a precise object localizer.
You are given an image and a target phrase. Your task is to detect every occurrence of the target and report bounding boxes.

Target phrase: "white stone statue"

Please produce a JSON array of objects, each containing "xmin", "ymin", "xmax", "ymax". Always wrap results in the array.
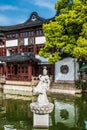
[
  {"xmin": 33, "ymin": 66, "xmax": 50, "ymax": 106},
  {"xmin": 30, "ymin": 67, "xmax": 54, "ymax": 128}
]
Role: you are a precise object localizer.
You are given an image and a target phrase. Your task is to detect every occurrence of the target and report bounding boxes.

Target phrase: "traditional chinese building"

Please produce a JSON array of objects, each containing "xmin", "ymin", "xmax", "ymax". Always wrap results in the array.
[
  {"xmin": 0, "ymin": 12, "xmax": 54, "ymax": 81},
  {"xmin": 0, "ymin": 12, "xmax": 80, "ymax": 84}
]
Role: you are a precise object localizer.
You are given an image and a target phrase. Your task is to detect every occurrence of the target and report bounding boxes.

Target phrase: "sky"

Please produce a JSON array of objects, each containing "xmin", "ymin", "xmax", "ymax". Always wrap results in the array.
[{"xmin": 0, "ymin": 0, "xmax": 57, "ymax": 26}]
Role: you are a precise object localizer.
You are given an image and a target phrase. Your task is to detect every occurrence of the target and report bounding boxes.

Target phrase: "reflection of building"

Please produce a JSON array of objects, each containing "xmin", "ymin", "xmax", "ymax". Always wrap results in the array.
[
  {"xmin": 5, "ymin": 99, "xmax": 31, "ymax": 120},
  {"xmin": 0, "ymin": 94, "xmax": 87, "ymax": 130},
  {"xmin": 3, "ymin": 99, "xmax": 33, "ymax": 129},
  {"xmin": 53, "ymin": 98, "xmax": 78, "ymax": 128}
]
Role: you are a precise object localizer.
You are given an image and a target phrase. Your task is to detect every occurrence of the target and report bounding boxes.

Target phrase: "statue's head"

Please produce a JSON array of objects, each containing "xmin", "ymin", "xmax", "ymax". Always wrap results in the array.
[{"xmin": 43, "ymin": 66, "xmax": 47, "ymax": 76}]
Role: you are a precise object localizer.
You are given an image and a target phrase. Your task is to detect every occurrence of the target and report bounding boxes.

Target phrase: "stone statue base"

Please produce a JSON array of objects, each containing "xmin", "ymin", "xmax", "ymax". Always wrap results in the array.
[
  {"xmin": 34, "ymin": 113, "xmax": 49, "ymax": 128},
  {"xmin": 30, "ymin": 102, "xmax": 54, "ymax": 114},
  {"xmin": 30, "ymin": 102, "xmax": 54, "ymax": 128}
]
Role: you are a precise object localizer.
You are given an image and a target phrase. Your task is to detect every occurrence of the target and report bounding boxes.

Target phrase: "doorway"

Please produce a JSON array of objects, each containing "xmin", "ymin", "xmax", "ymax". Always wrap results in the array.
[{"xmin": 14, "ymin": 65, "xmax": 17, "ymax": 75}]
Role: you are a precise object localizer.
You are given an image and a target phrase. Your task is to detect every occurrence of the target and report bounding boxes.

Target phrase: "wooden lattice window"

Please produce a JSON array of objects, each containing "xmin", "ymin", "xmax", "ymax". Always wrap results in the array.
[{"xmin": 60, "ymin": 65, "xmax": 69, "ymax": 74}]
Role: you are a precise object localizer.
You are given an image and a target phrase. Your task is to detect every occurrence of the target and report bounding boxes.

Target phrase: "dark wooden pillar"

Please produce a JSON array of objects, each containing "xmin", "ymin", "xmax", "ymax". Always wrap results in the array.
[
  {"xmin": 1, "ymin": 66, "xmax": 3, "ymax": 74},
  {"xmin": 3, "ymin": 63, "xmax": 6, "ymax": 76},
  {"xmin": 33, "ymin": 32, "xmax": 36, "ymax": 54},
  {"xmin": 18, "ymin": 32, "xmax": 20, "ymax": 53},
  {"xmin": 5, "ymin": 64, "xmax": 8, "ymax": 79},
  {"xmin": 28, "ymin": 65, "xmax": 32, "ymax": 80},
  {"xmin": 33, "ymin": 44, "xmax": 36, "ymax": 54},
  {"xmin": 10, "ymin": 64, "xmax": 12, "ymax": 79},
  {"xmin": 0, "ymin": 67, "xmax": 2, "ymax": 74}
]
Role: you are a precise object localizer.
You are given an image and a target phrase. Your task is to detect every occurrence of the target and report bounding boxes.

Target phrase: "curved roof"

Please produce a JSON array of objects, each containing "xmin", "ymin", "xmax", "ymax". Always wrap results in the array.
[
  {"xmin": 0, "ymin": 12, "xmax": 51, "ymax": 31},
  {"xmin": 0, "ymin": 52, "xmax": 41, "ymax": 63}
]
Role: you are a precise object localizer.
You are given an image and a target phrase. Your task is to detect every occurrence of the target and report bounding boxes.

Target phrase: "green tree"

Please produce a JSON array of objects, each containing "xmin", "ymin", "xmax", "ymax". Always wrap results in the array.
[{"xmin": 39, "ymin": 0, "xmax": 87, "ymax": 63}]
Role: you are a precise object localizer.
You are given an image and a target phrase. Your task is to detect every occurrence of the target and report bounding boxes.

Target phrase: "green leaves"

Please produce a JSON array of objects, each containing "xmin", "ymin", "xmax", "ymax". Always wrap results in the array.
[
  {"xmin": 73, "ymin": 47, "xmax": 87, "ymax": 58},
  {"xmin": 55, "ymin": 0, "xmax": 70, "ymax": 12},
  {"xmin": 76, "ymin": 37, "xmax": 87, "ymax": 47},
  {"xmin": 48, "ymin": 52, "xmax": 61, "ymax": 64},
  {"xmin": 39, "ymin": 0, "xmax": 87, "ymax": 63},
  {"xmin": 81, "ymin": 23, "xmax": 87, "ymax": 38}
]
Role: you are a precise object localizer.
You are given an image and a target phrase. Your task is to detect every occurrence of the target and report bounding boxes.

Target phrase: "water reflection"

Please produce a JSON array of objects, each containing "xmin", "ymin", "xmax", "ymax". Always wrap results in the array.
[{"xmin": 0, "ymin": 92, "xmax": 87, "ymax": 130}]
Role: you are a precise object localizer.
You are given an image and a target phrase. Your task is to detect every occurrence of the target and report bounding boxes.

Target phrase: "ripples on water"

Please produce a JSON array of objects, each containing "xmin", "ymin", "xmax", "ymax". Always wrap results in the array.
[{"xmin": 0, "ymin": 91, "xmax": 87, "ymax": 130}]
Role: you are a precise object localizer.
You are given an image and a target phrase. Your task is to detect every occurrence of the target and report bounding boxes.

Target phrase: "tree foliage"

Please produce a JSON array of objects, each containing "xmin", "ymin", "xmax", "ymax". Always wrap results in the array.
[{"xmin": 39, "ymin": 0, "xmax": 87, "ymax": 63}]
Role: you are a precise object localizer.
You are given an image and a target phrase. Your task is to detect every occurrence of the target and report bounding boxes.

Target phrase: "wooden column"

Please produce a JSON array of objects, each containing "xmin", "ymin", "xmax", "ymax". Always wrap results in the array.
[
  {"xmin": 33, "ymin": 44, "xmax": 36, "ymax": 54},
  {"xmin": 33, "ymin": 30, "xmax": 36, "ymax": 54},
  {"xmin": 0, "ymin": 67, "xmax": 2, "ymax": 74},
  {"xmin": 1, "ymin": 66, "xmax": 3, "ymax": 74},
  {"xmin": 18, "ymin": 32, "xmax": 20, "ymax": 53},
  {"xmin": 28, "ymin": 65, "xmax": 32, "ymax": 80},
  {"xmin": 10, "ymin": 64, "xmax": 12, "ymax": 79},
  {"xmin": 5, "ymin": 64, "xmax": 8, "ymax": 79},
  {"xmin": 3, "ymin": 63, "xmax": 6, "ymax": 76}
]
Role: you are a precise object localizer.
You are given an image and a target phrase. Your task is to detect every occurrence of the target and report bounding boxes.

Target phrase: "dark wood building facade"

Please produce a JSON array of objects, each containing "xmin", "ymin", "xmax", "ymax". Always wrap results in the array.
[{"xmin": 0, "ymin": 12, "xmax": 54, "ymax": 81}]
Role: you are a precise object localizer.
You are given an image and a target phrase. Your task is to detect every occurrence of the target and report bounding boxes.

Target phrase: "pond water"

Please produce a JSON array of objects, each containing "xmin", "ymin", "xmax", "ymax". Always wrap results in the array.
[{"xmin": 0, "ymin": 91, "xmax": 87, "ymax": 130}]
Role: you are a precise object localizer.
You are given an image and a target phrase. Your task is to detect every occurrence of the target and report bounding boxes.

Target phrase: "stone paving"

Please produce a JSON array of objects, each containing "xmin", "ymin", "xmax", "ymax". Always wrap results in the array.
[{"xmin": 0, "ymin": 80, "xmax": 82, "ymax": 95}]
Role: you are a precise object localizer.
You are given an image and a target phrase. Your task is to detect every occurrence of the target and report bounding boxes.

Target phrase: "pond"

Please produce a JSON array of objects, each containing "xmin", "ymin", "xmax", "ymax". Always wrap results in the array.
[{"xmin": 0, "ymin": 91, "xmax": 87, "ymax": 130}]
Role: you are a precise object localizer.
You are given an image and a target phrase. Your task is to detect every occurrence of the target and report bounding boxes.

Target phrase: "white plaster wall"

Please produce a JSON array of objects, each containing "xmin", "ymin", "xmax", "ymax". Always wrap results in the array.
[
  {"xmin": 55, "ymin": 57, "xmax": 79, "ymax": 82},
  {"xmin": 6, "ymin": 40, "xmax": 18, "ymax": 47},
  {"xmin": 35, "ymin": 36, "xmax": 46, "ymax": 44},
  {"xmin": 24, "ymin": 38, "xmax": 28, "ymax": 45},
  {"xmin": 6, "ymin": 49, "xmax": 10, "ymax": 56}
]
